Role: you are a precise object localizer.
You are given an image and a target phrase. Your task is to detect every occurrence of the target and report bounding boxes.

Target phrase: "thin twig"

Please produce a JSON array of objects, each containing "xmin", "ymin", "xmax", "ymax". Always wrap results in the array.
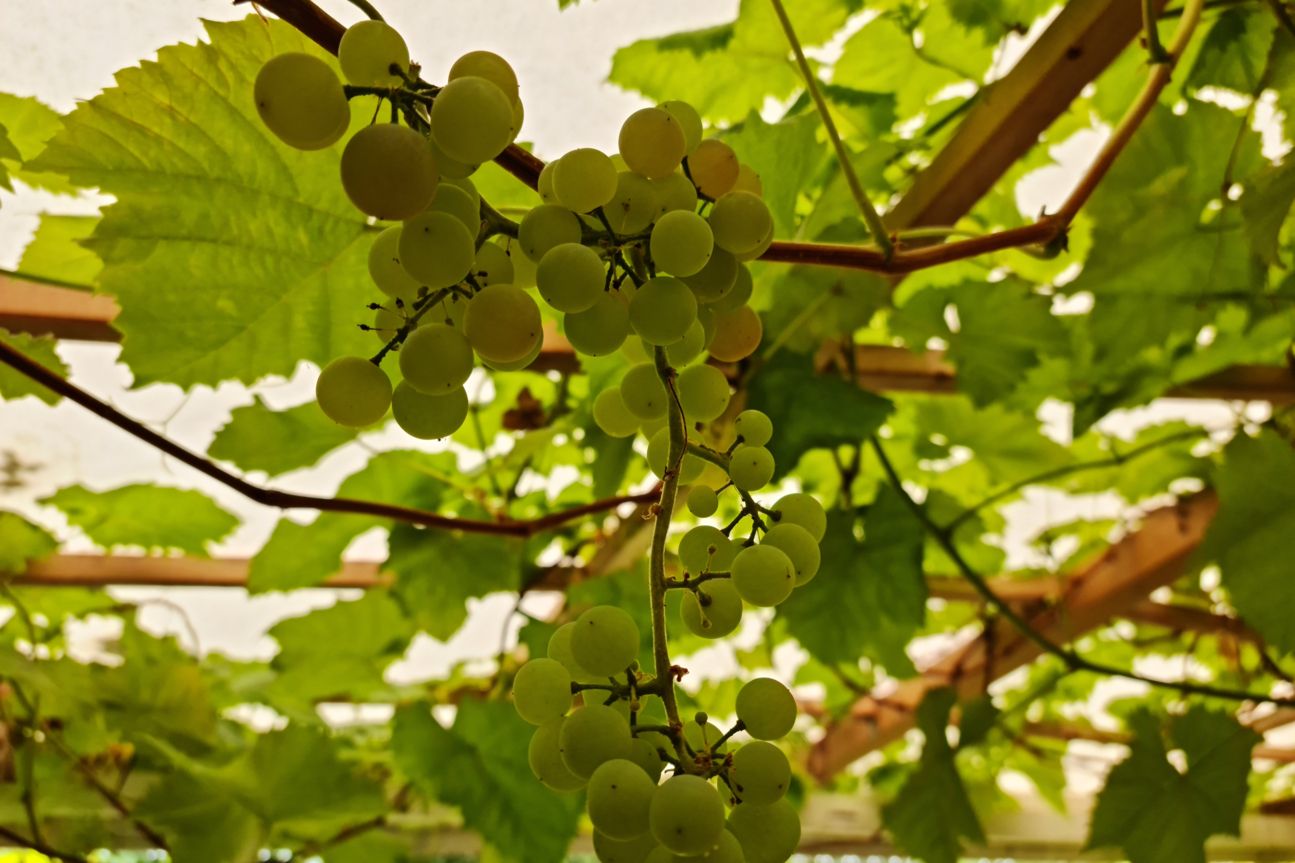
[{"xmin": 0, "ymin": 826, "xmax": 90, "ymax": 863}]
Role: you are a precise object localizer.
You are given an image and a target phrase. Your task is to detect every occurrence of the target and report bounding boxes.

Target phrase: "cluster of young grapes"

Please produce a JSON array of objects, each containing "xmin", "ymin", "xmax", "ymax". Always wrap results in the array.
[
  {"xmin": 514, "ymin": 603, "xmax": 804, "ymax": 863},
  {"xmin": 252, "ymin": 18, "xmax": 770, "ymax": 441}
]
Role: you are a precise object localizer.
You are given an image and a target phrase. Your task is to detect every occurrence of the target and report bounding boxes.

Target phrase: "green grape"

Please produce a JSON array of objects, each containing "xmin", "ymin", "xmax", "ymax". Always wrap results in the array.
[
  {"xmin": 680, "ymin": 579, "xmax": 743, "ymax": 639},
  {"xmin": 588, "ymin": 758, "xmax": 658, "ymax": 840},
  {"xmin": 547, "ymin": 621, "xmax": 597, "ymax": 681},
  {"xmin": 593, "ymin": 387, "xmax": 641, "ymax": 439},
  {"xmin": 553, "ymin": 148, "xmax": 618, "ymax": 213},
  {"xmin": 473, "ymin": 240, "xmax": 514, "ymax": 286},
  {"xmin": 428, "ymin": 182, "xmax": 480, "ymax": 233},
  {"xmin": 621, "ymin": 335, "xmax": 652, "ymax": 365},
  {"xmin": 684, "ymin": 718, "xmax": 728, "ymax": 755},
  {"xmin": 512, "ymin": 657, "xmax": 574, "ymax": 725},
  {"xmin": 659, "ymin": 100, "xmax": 702, "ymax": 154},
  {"xmin": 644, "ymin": 849, "xmax": 674, "ymax": 863},
  {"xmin": 437, "ymin": 293, "xmax": 468, "ymax": 329},
  {"xmin": 571, "ymin": 605, "xmax": 640, "ymax": 676},
  {"xmin": 770, "ymin": 493, "xmax": 826, "ymax": 541},
  {"xmin": 730, "ymin": 544, "xmax": 794, "ymax": 607},
  {"xmin": 627, "ymin": 736, "xmax": 665, "ymax": 783},
  {"xmin": 726, "ymin": 799, "xmax": 800, "ymax": 863},
  {"xmin": 760, "ymin": 523, "xmax": 820, "ymax": 586},
  {"xmin": 676, "ymin": 364, "xmax": 730, "ymax": 423},
  {"xmin": 646, "ymin": 428, "xmax": 704, "ymax": 484},
  {"xmin": 340, "ymin": 123, "xmax": 439, "ymax": 220},
  {"xmin": 448, "ymin": 50, "xmax": 520, "ymax": 105},
  {"xmin": 391, "ymin": 382, "xmax": 469, "ymax": 439},
  {"xmin": 733, "ymin": 164, "xmax": 763, "ymax": 197},
  {"xmin": 650, "ymin": 211, "xmax": 714, "ymax": 278},
  {"xmin": 538, "ymin": 161, "xmax": 559, "ymax": 204},
  {"xmin": 686, "ymin": 485, "xmax": 719, "ymax": 518},
  {"xmin": 688, "ymin": 139, "xmax": 739, "ymax": 200},
  {"xmin": 398, "ymin": 323, "xmax": 474, "ymax": 395},
  {"xmin": 708, "ymin": 305, "xmax": 762, "ymax": 363},
  {"xmin": 664, "ymin": 320, "xmax": 707, "ymax": 367},
  {"xmin": 338, "ymin": 19, "xmax": 409, "ymax": 86},
  {"xmin": 729, "ymin": 741, "xmax": 790, "ymax": 805},
  {"xmin": 444, "ymin": 175, "xmax": 481, "ymax": 211},
  {"xmin": 732, "ymin": 409, "xmax": 772, "ymax": 447},
  {"xmin": 464, "ymin": 284, "xmax": 543, "ymax": 364},
  {"xmin": 398, "ymin": 211, "xmax": 475, "ymax": 288},
  {"xmin": 678, "ymin": 525, "xmax": 737, "ymax": 574},
  {"xmin": 695, "ymin": 830, "xmax": 744, "ymax": 863},
  {"xmin": 506, "ymin": 238, "xmax": 539, "ymax": 287},
  {"xmin": 429, "ymin": 135, "xmax": 476, "ymax": 180},
  {"xmin": 709, "ymin": 263, "xmax": 753, "ymax": 313},
  {"xmin": 510, "ymin": 97, "xmax": 525, "ymax": 143},
  {"xmin": 606, "ymin": 171, "xmax": 660, "ymax": 235},
  {"xmin": 594, "ymin": 830, "xmax": 659, "ymax": 863},
  {"xmin": 681, "ymin": 248, "xmax": 737, "ymax": 304},
  {"xmin": 519, "ymin": 204, "xmax": 583, "ymax": 262},
  {"xmin": 560, "ymin": 704, "xmax": 632, "ymax": 779},
  {"xmin": 735, "ymin": 678, "xmax": 797, "ymax": 740},
  {"xmin": 619, "ymin": 363, "xmax": 668, "ymax": 419},
  {"xmin": 430, "ymin": 75, "xmax": 515, "ymax": 164},
  {"xmin": 482, "ymin": 336, "xmax": 542, "ymax": 372},
  {"xmin": 537, "ymin": 243, "xmax": 606, "ymax": 313},
  {"xmin": 254, "ymin": 53, "xmax": 349, "ymax": 151},
  {"xmin": 649, "ymin": 775, "xmax": 725, "ymax": 855},
  {"xmin": 529, "ymin": 718, "xmax": 586, "ymax": 792},
  {"xmin": 734, "ymin": 221, "xmax": 775, "ymax": 263},
  {"xmin": 728, "ymin": 445, "xmax": 774, "ymax": 491},
  {"xmin": 654, "ymin": 172, "xmax": 699, "ymax": 216},
  {"xmin": 709, "ymin": 192, "xmax": 774, "ymax": 256},
  {"xmin": 630, "ymin": 277, "xmax": 697, "ymax": 346},
  {"xmin": 619, "ymin": 107, "xmax": 687, "ymax": 179},
  {"xmin": 368, "ymin": 226, "xmax": 421, "ymax": 303},
  {"xmin": 696, "ymin": 305, "xmax": 718, "ymax": 348},
  {"xmin": 566, "ymin": 292, "xmax": 631, "ymax": 356},
  {"xmin": 639, "ymin": 414, "xmax": 668, "ymax": 439},
  {"xmin": 371, "ymin": 305, "xmax": 413, "ymax": 344},
  {"xmin": 316, "ymin": 356, "xmax": 391, "ymax": 427}
]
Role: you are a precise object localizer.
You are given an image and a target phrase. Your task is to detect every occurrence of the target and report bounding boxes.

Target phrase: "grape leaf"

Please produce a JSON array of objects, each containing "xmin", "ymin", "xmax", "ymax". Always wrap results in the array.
[
  {"xmin": 720, "ymin": 111, "xmax": 822, "ymax": 236},
  {"xmin": 270, "ymin": 591, "xmax": 413, "ymax": 667},
  {"xmin": 136, "ymin": 772, "xmax": 264, "ymax": 863},
  {"xmin": 0, "ymin": 511, "xmax": 57, "ymax": 574},
  {"xmin": 1186, "ymin": 8, "xmax": 1275, "ymax": 94},
  {"xmin": 0, "ymin": 93, "xmax": 75, "ymax": 194},
  {"xmin": 392, "ymin": 701, "xmax": 582, "ymax": 863},
  {"xmin": 1242, "ymin": 158, "xmax": 1295, "ymax": 265},
  {"xmin": 0, "ymin": 330, "xmax": 67, "ymax": 405},
  {"xmin": 0, "ymin": 121, "xmax": 14, "ymax": 192},
  {"xmin": 28, "ymin": 18, "xmax": 374, "ymax": 387},
  {"xmin": 210, "ymin": 395, "xmax": 357, "ymax": 476},
  {"xmin": 17, "ymin": 214, "xmax": 101, "ymax": 288},
  {"xmin": 41, "ymin": 484, "xmax": 237, "ymax": 556},
  {"xmin": 1086, "ymin": 708, "xmax": 1258, "ymax": 863},
  {"xmin": 833, "ymin": 14, "xmax": 963, "ymax": 121},
  {"xmin": 944, "ymin": 280, "xmax": 1065, "ymax": 406}
]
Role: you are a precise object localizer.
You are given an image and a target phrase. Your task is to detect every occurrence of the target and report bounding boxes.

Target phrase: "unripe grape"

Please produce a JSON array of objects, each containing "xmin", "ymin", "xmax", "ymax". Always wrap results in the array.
[
  {"xmin": 587, "ymin": 758, "xmax": 658, "ymax": 840},
  {"xmin": 338, "ymin": 20, "xmax": 409, "ymax": 87},
  {"xmin": 682, "ymin": 248, "xmax": 738, "ymax": 304},
  {"xmin": 547, "ymin": 621, "xmax": 596, "ymax": 681},
  {"xmin": 761, "ymin": 523, "xmax": 820, "ymax": 586},
  {"xmin": 431, "ymin": 76, "xmax": 515, "ymax": 164},
  {"xmin": 444, "ymin": 175, "xmax": 481, "ymax": 211},
  {"xmin": 399, "ymin": 323, "xmax": 474, "ymax": 395},
  {"xmin": 733, "ymin": 164, "xmax": 763, "ymax": 196},
  {"xmin": 391, "ymin": 382, "xmax": 469, "ymax": 439},
  {"xmin": 728, "ymin": 445, "xmax": 774, "ymax": 491},
  {"xmin": 659, "ymin": 100, "xmax": 702, "ymax": 154},
  {"xmin": 771, "ymin": 493, "xmax": 826, "ymax": 541},
  {"xmin": 340, "ymin": 123, "xmax": 439, "ymax": 220},
  {"xmin": 529, "ymin": 718, "xmax": 586, "ymax": 792},
  {"xmin": 621, "ymin": 336, "xmax": 652, "ymax": 365},
  {"xmin": 464, "ymin": 284, "xmax": 543, "ymax": 364},
  {"xmin": 473, "ymin": 240, "xmax": 514, "ymax": 286},
  {"xmin": 482, "ymin": 338, "xmax": 543, "ymax": 372},
  {"xmin": 538, "ymin": 161, "xmax": 559, "ymax": 204},
  {"xmin": 429, "ymin": 135, "xmax": 476, "ymax": 180},
  {"xmin": 519, "ymin": 204, "xmax": 583, "ymax": 262},
  {"xmin": 649, "ymin": 775, "xmax": 726, "ymax": 855},
  {"xmin": 537, "ymin": 243, "xmax": 605, "ymax": 313},
  {"xmin": 560, "ymin": 704, "xmax": 632, "ymax": 778},
  {"xmin": 512, "ymin": 657, "xmax": 573, "ymax": 725},
  {"xmin": 696, "ymin": 305, "xmax": 718, "ymax": 347},
  {"xmin": 651, "ymin": 211, "xmax": 714, "ymax": 277},
  {"xmin": 428, "ymin": 183, "xmax": 480, "ymax": 233},
  {"xmin": 709, "ymin": 191, "xmax": 774, "ymax": 256},
  {"xmin": 659, "ymin": 322, "xmax": 702, "ymax": 368},
  {"xmin": 630, "ymin": 277, "xmax": 697, "ymax": 346},
  {"xmin": 593, "ymin": 830, "xmax": 659, "ymax": 863},
  {"xmin": 733, "ymin": 221, "xmax": 775, "ymax": 262},
  {"xmin": 606, "ymin": 171, "xmax": 660, "ymax": 235},
  {"xmin": 709, "ymin": 263, "xmax": 753, "ymax": 313},
  {"xmin": 254, "ymin": 53, "xmax": 349, "ymax": 151},
  {"xmin": 726, "ymin": 799, "xmax": 800, "ymax": 863},
  {"xmin": 730, "ymin": 741, "xmax": 790, "ymax": 805},
  {"xmin": 695, "ymin": 830, "xmax": 745, "ymax": 863},
  {"xmin": 688, "ymin": 139, "xmax": 739, "ymax": 199},
  {"xmin": 593, "ymin": 387, "xmax": 641, "ymax": 439},
  {"xmin": 510, "ymin": 97, "xmax": 525, "ymax": 143},
  {"xmin": 708, "ymin": 305, "xmax": 762, "ymax": 363},
  {"xmin": 553, "ymin": 148, "xmax": 618, "ymax": 213},
  {"xmin": 684, "ymin": 719, "xmax": 728, "ymax": 755},
  {"xmin": 368, "ymin": 226, "xmax": 421, "ymax": 303},
  {"xmin": 626, "ymin": 736, "xmax": 665, "ymax": 783},
  {"xmin": 371, "ymin": 305, "xmax": 412, "ymax": 344},
  {"xmin": 620, "ymin": 107, "xmax": 687, "ymax": 179},
  {"xmin": 654, "ymin": 172, "xmax": 698, "ymax": 215},
  {"xmin": 735, "ymin": 678, "xmax": 797, "ymax": 740},
  {"xmin": 731, "ymin": 544, "xmax": 795, "ymax": 607},
  {"xmin": 566, "ymin": 292, "xmax": 631, "ymax": 356},
  {"xmin": 678, "ymin": 525, "xmax": 737, "ymax": 574},
  {"xmin": 686, "ymin": 485, "xmax": 719, "ymax": 518},
  {"xmin": 448, "ymin": 50, "xmax": 520, "ymax": 105},
  {"xmin": 316, "ymin": 356, "xmax": 391, "ymax": 427},
  {"xmin": 399, "ymin": 211, "xmax": 475, "ymax": 289},
  {"xmin": 676, "ymin": 364, "xmax": 731, "ymax": 423},
  {"xmin": 732, "ymin": 409, "xmax": 772, "ymax": 447},
  {"xmin": 646, "ymin": 428, "xmax": 704, "ymax": 484},
  {"xmin": 619, "ymin": 363, "xmax": 668, "ymax": 419},
  {"xmin": 571, "ymin": 605, "xmax": 640, "ymax": 676},
  {"xmin": 680, "ymin": 579, "xmax": 743, "ymax": 639}
]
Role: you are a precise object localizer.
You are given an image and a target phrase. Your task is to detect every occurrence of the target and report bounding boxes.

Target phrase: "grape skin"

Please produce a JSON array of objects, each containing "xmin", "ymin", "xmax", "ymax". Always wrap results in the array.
[
  {"xmin": 729, "ymin": 741, "xmax": 790, "ymax": 805},
  {"xmin": 678, "ymin": 525, "xmax": 736, "ymax": 574},
  {"xmin": 686, "ymin": 485, "xmax": 719, "ymax": 518},
  {"xmin": 728, "ymin": 445, "xmax": 774, "ymax": 491},
  {"xmin": 338, "ymin": 20, "xmax": 409, "ymax": 87},
  {"xmin": 593, "ymin": 388, "xmax": 642, "ymax": 439},
  {"xmin": 519, "ymin": 204, "xmax": 583, "ymax": 262},
  {"xmin": 398, "ymin": 323, "xmax": 474, "ymax": 395},
  {"xmin": 529, "ymin": 718, "xmax": 586, "ymax": 792},
  {"xmin": 646, "ymin": 428, "xmax": 704, "ymax": 484},
  {"xmin": 688, "ymin": 139, "xmax": 740, "ymax": 200},
  {"xmin": 391, "ymin": 382, "xmax": 468, "ymax": 439},
  {"xmin": 316, "ymin": 356, "xmax": 391, "ymax": 427},
  {"xmin": 676, "ymin": 363, "xmax": 731, "ymax": 423},
  {"xmin": 735, "ymin": 678, "xmax": 797, "ymax": 740},
  {"xmin": 368, "ymin": 226, "xmax": 421, "ymax": 303},
  {"xmin": 760, "ymin": 523, "xmax": 821, "ymax": 586},
  {"xmin": 463, "ymin": 284, "xmax": 543, "ymax": 365},
  {"xmin": 254, "ymin": 53, "xmax": 349, "ymax": 151},
  {"xmin": 709, "ymin": 264, "xmax": 753, "ymax": 313},
  {"xmin": 553, "ymin": 147, "xmax": 618, "ymax": 213},
  {"xmin": 664, "ymin": 321, "xmax": 707, "ymax": 367},
  {"xmin": 587, "ymin": 758, "xmax": 659, "ymax": 840},
  {"xmin": 732, "ymin": 409, "xmax": 772, "ymax": 447},
  {"xmin": 559, "ymin": 704, "xmax": 632, "ymax": 779},
  {"xmin": 649, "ymin": 775, "xmax": 726, "ymax": 856},
  {"xmin": 650, "ymin": 211, "xmax": 714, "ymax": 277},
  {"xmin": 570, "ymin": 605, "xmax": 640, "ymax": 676},
  {"xmin": 620, "ymin": 107, "xmax": 687, "ymax": 179},
  {"xmin": 630, "ymin": 277, "xmax": 698, "ymax": 346},
  {"xmin": 730, "ymin": 544, "xmax": 795, "ymax": 607},
  {"xmin": 708, "ymin": 191, "xmax": 774, "ymax": 256},
  {"xmin": 340, "ymin": 123, "xmax": 439, "ymax": 220},
  {"xmin": 680, "ymin": 579, "xmax": 743, "ymax": 639},
  {"xmin": 428, "ymin": 182, "xmax": 480, "ymax": 233},
  {"xmin": 448, "ymin": 50, "xmax": 520, "ymax": 105},
  {"xmin": 512, "ymin": 657, "xmax": 573, "ymax": 725},
  {"xmin": 606, "ymin": 171, "xmax": 660, "ymax": 234},
  {"xmin": 771, "ymin": 493, "xmax": 826, "ymax": 541},
  {"xmin": 430, "ymin": 75, "xmax": 516, "ymax": 164},
  {"xmin": 398, "ymin": 211, "xmax": 475, "ymax": 289},
  {"xmin": 726, "ymin": 798, "xmax": 801, "ymax": 863},
  {"xmin": 682, "ymin": 248, "xmax": 738, "ymax": 304},
  {"xmin": 565, "ymin": 292, "xmax": 631, "ymax": 356},
  {"xmin": 537, "ymin": 242, "xmax": 606, "ymax": 313},
  {"xmin": 659, "ymin": 100, "xmax": 702, "ymax": 154},
  {"xmin": 708, "ymin": 305, "xmax": 763, "ymax": 363},
  {"xmin": 473, "ymin": 240, "xmax": 515, "ymax": 286},
  {"xmin": 619, "ymin": 363, "xmax": 669, "ymax": 419},
  {"xmin": 594, "ymin": 830, "xmax": 659, "ymax": 863}
]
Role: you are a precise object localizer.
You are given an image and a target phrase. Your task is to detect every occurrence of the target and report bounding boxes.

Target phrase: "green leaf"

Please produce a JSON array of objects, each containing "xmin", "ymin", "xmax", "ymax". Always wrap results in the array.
[
  {"xmin": 882, "ymin": 688, "xmax": 985, "ymax": 863},
  {"xmin": 389, "ymin": 525, "xmax": 523, "ymax": 640},
  {"xmin": 746, "ymin": 352, "xmax": 892, "ymax": 476},
  {"xmin": 28, "ymin": 18, "xmax": 373, "ymax": 387},
  {"xmin": 0, "ymin": 122, "xmax": 14, "ymax": 191},
  {"xmin": 392, "ymin": 701, "xmax": 582, "ymax": 863},
  {"xmin": 720, "ymin": 111, "xmax": 822, "ymax": 237},
  {"xmin": 270, "ymin": 591, "xmax": 413, "ymax": 667},
  {"xmin": 912, "ymin": 397, "xmax": 1071, "ymax": 483},
  {"xmin": 945, "ymin": 280, "xmax": 1065, "ymax": 406},
  {"xmin": 834, "ymin": 14, "xmax": 962, "ymax": 121},
  {"xmin": 210, "ymin": 396, "xmax": 357, "ymax": 476},
  {"xmin": 0, "ymin": 511, "xmax": 57, "ymax": 574},
  {"xmin": 136, "ymin": 772, "xmax": 263, "ymax": 863},
  {"xmin": 779, "ymin": 489, "xmax": 925, "ymax": 674},
  {"xmin": 0, "ymin": 93, "xmax": 76, "ymax": 194},
  {"xmin": 1186, "ymin": 9, "xmax": 1275, "ymax": 94},
  {"xmin": 17, "ymin": 215, "xmax": 101, "ymax": 289},
  {"xmin": 1242, "ymin": 158, "xmax": 1295, "ymax": 265},
  {"xmin": 42, "ymin": 484, "xmax": 237, "ymax": 555},
  {"xmin": 1086, "ymin": 708, "xmax": 1258, "ymax": 863},
  {"xmin": 0, "ymin": 330, "xmax": 67, "ymax": 404},
  {"xmin": 1202, "ymin": 430, "xmax": 1295, "ymax": 653}
]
